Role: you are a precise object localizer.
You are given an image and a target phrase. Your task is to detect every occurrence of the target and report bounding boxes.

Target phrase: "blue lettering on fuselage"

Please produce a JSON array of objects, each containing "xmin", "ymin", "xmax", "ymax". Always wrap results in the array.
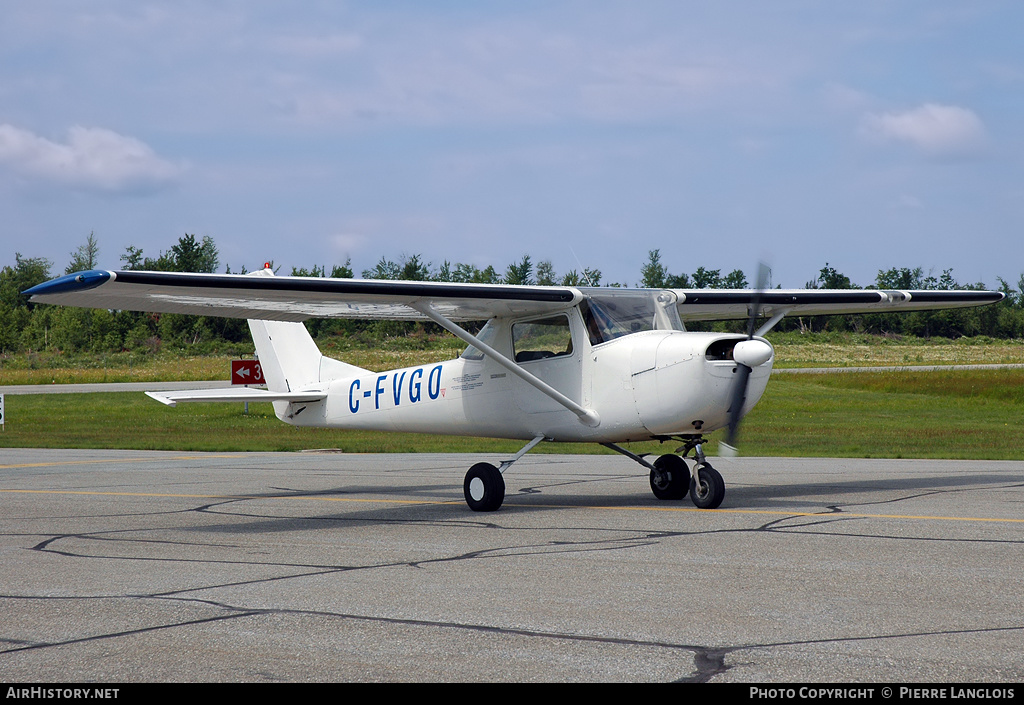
[
  {"xmin": 348, "ymin": 364, "xmax": 446, "ymax": 414},
  {"xmin": 392, "ymin": 371, "xmax": 406, "ymax": 406},
  {"xmin": 409, "ymin": 368, "xmax": 423, "ymax": 403},
  {"xmin": 348, "ymin": 379, "xmax": 360, "ymax": 413},
  {"xmin": 428, "ymin": 365, "xmax": 442, "ymax": 400}
]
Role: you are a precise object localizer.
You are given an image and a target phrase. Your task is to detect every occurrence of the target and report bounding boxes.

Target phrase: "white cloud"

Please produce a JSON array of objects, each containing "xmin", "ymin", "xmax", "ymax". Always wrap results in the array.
[
  {"xmin": 859, "ymin": 103, "xmax": 987, "ymax": 158},
  {"xmin": 330, "ymin": 231, "xmax": 368, "ymax": 254},
  {"xmin": 0, "ymin": 124, "xmax": 183, "ymax": 193},
  {"xmin": 892, "ymin": 194, "xmax": 924, "ymax": 210},
  {"xmin": 821, "ymin": 82, "xmax": 873, "ymax": 114},
  {"xmin": 270, "ymin": 32, "xmax": 362, "ymax": 58}
]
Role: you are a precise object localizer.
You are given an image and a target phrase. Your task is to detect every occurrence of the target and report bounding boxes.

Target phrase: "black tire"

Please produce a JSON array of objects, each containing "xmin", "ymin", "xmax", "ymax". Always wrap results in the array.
[
  {"xmin": 464, "ymin": 462, "xmax": 505, "ymax": 512},
  {"xmin": 649, "ymin": 454, "xmax": 688, "ymax": 500},
  {"xmin": 689, "ymin": 464, "xmax": 725, "ymax": 509}
]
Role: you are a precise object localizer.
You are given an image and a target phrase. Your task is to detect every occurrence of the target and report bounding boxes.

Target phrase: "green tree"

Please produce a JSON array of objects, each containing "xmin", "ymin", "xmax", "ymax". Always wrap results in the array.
[
  {"xmin": 536, "ymin": 260, "xmax": 557, "ymax": 286},
  {"xmin": 170, "ymin": 234, "xmax": 219, "ymax": 273},
  {"xmin": 362, "ymin": 256, "xmax": 401, "ymax": 280},
  {"xmin": 1, "ymin": 254, "xmax": 53, "ymax": 309},
  {"xmin": 66, "ymin": 232, "xmax": 100, "ymax": 274},
  {"xmin": 876, "ymin": 267, "xmax": 924, "ymax": 290},
  {"xmin": 0, "ymin": 255, "xmax": 51, "ymax": 351},
  {"xmin": 806, "ymin": 263, "xmax": 855, "ymax": 289},
  {"xmin": 119, "ymin": 234, "xmax": 218, "ymax": 273},
  {"xmin": 362, "ymin": 254, "xmax": 429, "ymax": 281},
  {"xmin": 330, "ymin": 258, "xmax": 354, "ymax": 278},
  {"xmin": 291, "ymin": 264, "xmax": 327, "ymax": 278},
  {"xmin": 664, "ymin": 272, "xmax": 691, "ymax": 288},
  {"xmin": 640, "ymin": 249, "xmax": 667, "ymax": 288},
  {"xmin": 691, "ymin": 266, "xmax": 722, "ymax": 289},
  {"xmin": 475, "ymin": 265, "xmax": 502, "ymax": 284},
  {"xmin": 120, "ymin": 245, "xmax": 146, "ymax": 270},
  {"xmin": 504, "ymin": 255, "xmax": 533, "ymax": 285},
  {"xmin": 721, "ymin": 269, "xmax": 748, "ymax": 289},
  {"xmin": 399, "ymin": 254, "xmax": 431, "ymax": 281}
]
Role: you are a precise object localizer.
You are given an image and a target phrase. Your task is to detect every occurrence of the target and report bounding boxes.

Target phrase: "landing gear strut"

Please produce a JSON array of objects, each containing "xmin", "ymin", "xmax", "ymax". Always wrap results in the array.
[
  {"xmin": 677, "ymin": 437, "xmax": 726, "ymax": 509},
  {"xmin": 604, "ymin": 436, "xmax": 727, "ymax": 509},
  {"xmin": 462, "ymin": 435, "xmax": 545, "ymax": 512}
]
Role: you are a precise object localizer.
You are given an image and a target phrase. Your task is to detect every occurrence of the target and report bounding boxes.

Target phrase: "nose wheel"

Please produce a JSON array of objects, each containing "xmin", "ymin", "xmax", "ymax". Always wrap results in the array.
[{"xmin": 689, "ymin": 463, "xmax": 725, "ymax": 509}]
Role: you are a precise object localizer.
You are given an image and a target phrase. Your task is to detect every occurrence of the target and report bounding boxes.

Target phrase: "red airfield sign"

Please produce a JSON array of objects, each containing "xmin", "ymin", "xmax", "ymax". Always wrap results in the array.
[{"xmin": 231, "ymin": 360, "xmax": 263, "ymax": 385}]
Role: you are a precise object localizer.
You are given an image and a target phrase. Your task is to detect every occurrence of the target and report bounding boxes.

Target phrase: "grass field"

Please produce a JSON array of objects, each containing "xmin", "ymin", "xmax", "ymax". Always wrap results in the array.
[
  {"xmin": 2, "ymin": 332, "xmax": 1023, "ymax": 384},
  {"xmin": 3, "ymin": 368, "xmax": 1021, "ymax": 460}
]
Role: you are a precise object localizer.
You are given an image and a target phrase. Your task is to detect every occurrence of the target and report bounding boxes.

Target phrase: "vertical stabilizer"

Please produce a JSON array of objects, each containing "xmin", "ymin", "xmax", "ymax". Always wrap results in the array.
[
  {"xmin": 248, "ymin": 319, "xmax": 322, "ymax": 392},
  {"xmin": 246, "ymin": 268, "xmax": 368, "ymax": 392}
]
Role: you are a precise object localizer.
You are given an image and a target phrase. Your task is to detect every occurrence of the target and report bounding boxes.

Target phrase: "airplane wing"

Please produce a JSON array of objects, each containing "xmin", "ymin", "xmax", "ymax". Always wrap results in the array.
[
  {"xmin": 24, "ymin": 269, "xmax": 581, "ymax": 322},
  {"xmin": 665, "ymin": 288, "xmax": 1005, "ymax": 321},
  {"xmin": 25, "ymin": 269, "xmax": 1002, "ymax": 325}
]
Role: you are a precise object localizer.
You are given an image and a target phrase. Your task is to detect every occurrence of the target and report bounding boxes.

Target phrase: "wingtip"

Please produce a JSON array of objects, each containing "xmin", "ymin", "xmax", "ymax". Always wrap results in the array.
[{"xmin": 23, "ymin": 270, "xmax": 112, "ymax": 297}]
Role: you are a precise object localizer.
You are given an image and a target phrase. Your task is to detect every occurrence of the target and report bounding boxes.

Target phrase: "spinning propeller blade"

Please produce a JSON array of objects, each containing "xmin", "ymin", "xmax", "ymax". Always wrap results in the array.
[{"xmin": 720, "ymin": 263, "xmax": 770, "ymax": 458}]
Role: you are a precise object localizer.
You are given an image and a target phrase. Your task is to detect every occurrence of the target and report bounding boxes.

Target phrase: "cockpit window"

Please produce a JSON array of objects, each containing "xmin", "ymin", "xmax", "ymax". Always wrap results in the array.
[
  {"xmin": 512, "ymin": 315, "xmax": 574, "ymax": 362},
  {"xmin": 580, "ymin": 290, "xmax": 683, "ymax": 345}
]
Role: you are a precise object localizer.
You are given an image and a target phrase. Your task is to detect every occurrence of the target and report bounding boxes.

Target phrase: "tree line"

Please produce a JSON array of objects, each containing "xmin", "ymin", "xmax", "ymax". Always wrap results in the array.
[{"xmin": 1, "ymin": 234, "xmax": 1022, "ymax": 356}]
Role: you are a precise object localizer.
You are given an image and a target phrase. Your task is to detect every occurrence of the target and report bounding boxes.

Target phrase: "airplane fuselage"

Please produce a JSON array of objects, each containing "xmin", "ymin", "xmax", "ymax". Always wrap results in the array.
[{"xmin": 276, "ymin": 328, "xmax": 774, "ymax": 443}]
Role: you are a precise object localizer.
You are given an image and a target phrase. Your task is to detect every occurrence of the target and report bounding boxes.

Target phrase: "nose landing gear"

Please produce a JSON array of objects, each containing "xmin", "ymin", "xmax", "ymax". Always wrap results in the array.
[
  {"xmin": 676, "ymin": 436, "xmax": 726, "ymax": 509},
  {"xmin": 604, "ymin": 436, "xmax": 727, "ymax": 509}
]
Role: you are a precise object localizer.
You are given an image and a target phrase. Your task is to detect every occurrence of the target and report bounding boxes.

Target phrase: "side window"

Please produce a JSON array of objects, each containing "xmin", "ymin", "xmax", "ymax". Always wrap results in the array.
[{"xmin": 512, "ymin": 315, "xmax": 574, "ymax": 362}]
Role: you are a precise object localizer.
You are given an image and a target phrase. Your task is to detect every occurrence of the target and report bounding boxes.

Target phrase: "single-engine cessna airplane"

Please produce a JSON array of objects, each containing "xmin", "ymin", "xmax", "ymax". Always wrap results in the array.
[{"xmin": 26, "ymin": 266, "xmax": 1003, "ymax": 512}]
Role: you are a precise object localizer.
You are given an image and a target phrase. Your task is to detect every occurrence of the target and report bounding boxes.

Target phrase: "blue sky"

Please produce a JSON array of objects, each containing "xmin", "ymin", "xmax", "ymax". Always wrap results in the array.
[{"xmin": 1, "ymin": 1, "xmax": 1022, "ymax": 289}]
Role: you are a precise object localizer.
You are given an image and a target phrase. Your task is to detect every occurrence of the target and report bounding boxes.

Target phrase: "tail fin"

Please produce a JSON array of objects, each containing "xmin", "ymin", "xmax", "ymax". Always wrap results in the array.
[{"xmin": 246, "ymin": 268, "xmax": 368, "ymax": 392}]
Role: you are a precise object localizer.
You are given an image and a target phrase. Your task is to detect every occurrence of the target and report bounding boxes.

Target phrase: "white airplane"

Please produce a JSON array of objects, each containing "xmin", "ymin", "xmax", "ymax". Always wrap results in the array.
[{"xmin": 26, "ymin": 266, "xmax": 1003, "ymax": 512}]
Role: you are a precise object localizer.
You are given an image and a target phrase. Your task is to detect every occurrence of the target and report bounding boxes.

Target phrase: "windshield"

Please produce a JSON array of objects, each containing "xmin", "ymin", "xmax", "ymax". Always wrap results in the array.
[
  {"xmin": 579, "ymin": 289, "xmax": 682, "ymax": 345},
  {"xmin": 460, "ymin": 320, "xmax": 499, "ymax": 360}
]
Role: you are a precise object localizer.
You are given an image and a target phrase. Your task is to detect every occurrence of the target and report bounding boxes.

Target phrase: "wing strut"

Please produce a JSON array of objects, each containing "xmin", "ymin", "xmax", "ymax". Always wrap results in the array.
[
  {"xmin": 409, "ymin": 302, "xmax": 601, "ymax": 428},
  {"xmin": 754, "ymin": 308, "xmax": 791, "ymax": 337}
]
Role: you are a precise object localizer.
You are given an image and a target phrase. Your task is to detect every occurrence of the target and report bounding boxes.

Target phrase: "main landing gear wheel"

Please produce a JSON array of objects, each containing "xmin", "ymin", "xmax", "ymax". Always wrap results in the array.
[
  {"xmin": 689, "ymin": 464, "xmax": 725, "ymax": 509},
  {"xmin": 464, "ymin": 462, "xmax": 505, "ymax": 512},
  {"xmin": 649, "ymin": 454, "xmax": 689, "ymax": 500}
]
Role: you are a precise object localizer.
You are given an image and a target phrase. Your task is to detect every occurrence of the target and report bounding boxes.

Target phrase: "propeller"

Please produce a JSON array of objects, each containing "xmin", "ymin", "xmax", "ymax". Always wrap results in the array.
[{"xmin": 719, "ymin": 263, "xmax": 771, "ymax": 458}]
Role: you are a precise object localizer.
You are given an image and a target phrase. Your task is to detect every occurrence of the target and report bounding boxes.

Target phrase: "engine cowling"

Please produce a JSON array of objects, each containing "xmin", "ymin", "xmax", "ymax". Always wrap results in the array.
[{"xmin": 631, "ymin": 332, "xmax": 774, "ymax": 436}]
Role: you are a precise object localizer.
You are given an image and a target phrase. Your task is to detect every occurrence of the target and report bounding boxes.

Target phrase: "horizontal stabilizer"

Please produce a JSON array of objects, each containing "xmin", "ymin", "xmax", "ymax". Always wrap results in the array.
[{"xmin": 145, "ymin": 387, "xmax": 328, "ymax": 407}]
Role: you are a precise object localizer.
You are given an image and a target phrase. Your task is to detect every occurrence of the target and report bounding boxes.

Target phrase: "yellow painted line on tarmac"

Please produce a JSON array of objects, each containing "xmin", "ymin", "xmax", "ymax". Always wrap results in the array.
[
  {"xmin": 0, "ymin": 455, "xmax": 248, "ymax": 470},
  {"xmin": 0, "ymin": 488, "xmax": 435, "ymax": 506},
  {"xmin": 1, "ymin": 487, "xmax": 1022, "ymax": 524}
]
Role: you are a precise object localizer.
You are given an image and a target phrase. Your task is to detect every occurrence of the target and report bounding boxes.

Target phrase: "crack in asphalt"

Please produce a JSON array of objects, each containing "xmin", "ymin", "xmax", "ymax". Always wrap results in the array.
[
  {"xmin": 6, "ymin": 582, "xmax": 1021, "ymax": 682},
  {"xmin": 3, "ymin": 468, "xmax": 1022, "ymax": 681},
  {"xmin": 0, "ymin": 610, "xmax": 261, "ymax": 655}
]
